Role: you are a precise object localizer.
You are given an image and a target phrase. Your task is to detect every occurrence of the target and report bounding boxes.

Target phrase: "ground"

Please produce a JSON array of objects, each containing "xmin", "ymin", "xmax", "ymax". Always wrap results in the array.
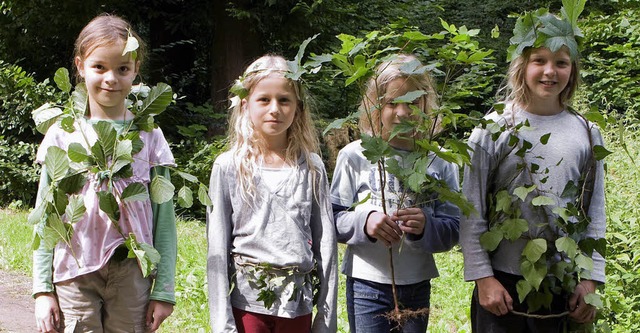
[{"xmin": 0, "ymin": 269, "xmax": 37, "ymax": 333}]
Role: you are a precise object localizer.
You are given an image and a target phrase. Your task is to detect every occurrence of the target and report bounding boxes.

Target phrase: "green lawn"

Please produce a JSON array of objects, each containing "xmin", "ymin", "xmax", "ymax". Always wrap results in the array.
[{"xmin": 0, "ymin": 209, "xmax": 471, "ymax": 332}]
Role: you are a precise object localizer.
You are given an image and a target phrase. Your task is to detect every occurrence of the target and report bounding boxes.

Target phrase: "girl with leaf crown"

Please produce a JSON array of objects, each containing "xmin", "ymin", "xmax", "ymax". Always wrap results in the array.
[
  {"xmin": 461, "ymin": 0, "xmax": 606, "ymax": 331},
  {"xmin": 330, "ymin": 54, "xmax": 461, "ymax": 332},
  {"xmin": 32, "ymin": 14, "xmax": 177, "ymax": 333},
  {"xmin": 206, "ymin": 54, "xmax": 337, "ymax": 333}
]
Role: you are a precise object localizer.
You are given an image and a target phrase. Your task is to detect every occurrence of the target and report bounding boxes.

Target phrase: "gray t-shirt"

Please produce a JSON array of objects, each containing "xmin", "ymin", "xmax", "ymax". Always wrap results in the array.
[{"xmin": 461, "ymin": 104, "xmax": 606, "ymax": 283}]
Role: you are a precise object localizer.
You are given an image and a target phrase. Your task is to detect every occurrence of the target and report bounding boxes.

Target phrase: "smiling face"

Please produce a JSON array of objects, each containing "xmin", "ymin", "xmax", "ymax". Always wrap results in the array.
[
  {"xmin": 242, "ymin": 75, "xmax": 298, "ymax": 149},
  {"xmin": 76, "ymin": 40, "xmax": 138, "ymax": 119},
  {"xmin": 523, "ymin": 47, "xmax": 573, "ymax": 114},
  {"xmin": 380, "ymin": 77, "xmax": 421, "ymax": 150}
]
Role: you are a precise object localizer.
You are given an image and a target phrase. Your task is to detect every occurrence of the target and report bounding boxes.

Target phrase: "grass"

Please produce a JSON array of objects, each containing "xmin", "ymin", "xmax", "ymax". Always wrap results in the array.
[{"xmin": 0, "ymin": 209, "xmax": 472, "ymax": 332}]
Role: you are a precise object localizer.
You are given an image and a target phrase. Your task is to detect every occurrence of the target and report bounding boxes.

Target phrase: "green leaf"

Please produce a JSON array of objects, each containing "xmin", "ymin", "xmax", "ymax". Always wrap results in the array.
[
  {"xmin": 64, "ymin": 195, "xmax": 86, "ymax": 224},
  {"xmin": 150, "ymin": 175, "xmax": 175, "ymax": 204},
  {"xmin": 575, "ymin": 253, "xmax": 594, "ymax": 271},
  {"xmin": 516, "ymin": 279, "xmax": 533, "ymax": 303},
  {"xmin": 556, "ymin": 236, "xmax": 577, "ymax": 259},
  {"xmin": 28, "ymin": 200, "xmax": 49, "ymax": 225},
  {"xmin": 532, "ymin": 195, "xmax": 555, "ymax": 206},
  {"xmin": 561, "ymin": 0, "xmax": 586, "ymax": 29},
  {"xmin": 121, "ymin": 183, "xmax": 149, "ymax": 202},
  {"xmin": 198, "ymin": 184, "xmax": 212, "ymax": 206},
  {"xmin": 540, "ymin": 133, "xmax": 551, "ymax": 145},
  {"xmin": 93, "ymin": 121, "xmax": 117, "ymax": 157},
  {"xmin": 539, "ymin": 13, "xmax": 579, "ymax": 57},
  {"xmin": 115, "ymin": 139, "xmax": 133, "ymax": 161},
  {"xmin": 137, "ymin": 242, "xmax": 161, "ymax": 278},
  {"xmin": 47, "ymin": 214, "xmax": 69, "ymax": 244},
  {"xmin": 137, "ymin": 83, "xmax": 173, "ymax": 118},
  {"xmin": 520, "ymin": 259, "xmax": 547, "ymax": 290},
  {"xmin": 584, "ymin": 293, "xmax": 603, "ymax": 309},
  {"xmin": 552, "ymin": 207, "xmax": 571, "ymax": 222},
  {"xmin": 501, "ymin": 218, "xmax": 529, "ymax": 241},
  {"xmin": 96, "ymin": 191, "xmax": 120, "ymax": 223},
  {"xmin": 593, "ymin": 145, "xmax": 612, "ymax": 160},
  {"xmin": 41, "ymin": 225, "xmax": 63, "ymax": 250},
  {"xmin": 479, "ymin": 230, "xmax": 503, "ymax": 252},
  {"xmin": 67, "ymin": 143, "xmax": 90, "ymax": 163},
  {"xmin": 360, "ymin": 134, "xmax": 391, "ymax": 164},
  {"xmin": 560, "ymin": 180, "xmax": 578, "ymax": 199},
  {"xmin": 177, "ymin": 186, "xmax": 193, "ymax": 208},
  {"xmin": 349, "ymin": 193, "xmax": 371, "ymax": 210},
  {"xmin": 176, "ymin": 171, "xmax": 199, "ymax": 183},
  {"xmin": 392, "ymin": 90, "xmax": 426, "ymax": 104},
  {"xmin": 71, "ymin": 83, "xmax": 88, "ymax": 117},
  {"xmin": 523, "ymin": 238, "xmax": 547, "ymax": 262},
  {"xmin": 45, "ymin": 146, "xmax": 69, "ymax": 182},
  {"xmin": 32, "ymin": 103, "xmax": 63, "ymax": 134},
  {"xmin": 513, "ymin": 185, "xmax": 536, "ymax": 201},
  {"xmin": 53, "ymin": 67, "xmax": 72, "ymax": 93},
  {"xmin": 494, "ymin": 190, "xmax": 512, "ymax": 213}
]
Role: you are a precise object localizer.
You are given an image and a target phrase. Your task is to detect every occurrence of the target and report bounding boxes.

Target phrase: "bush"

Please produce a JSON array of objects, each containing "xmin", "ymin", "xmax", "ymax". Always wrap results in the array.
[
  {"xmin": 0, "ymin": 137, "xmax": 39, "ymax": 207},
  {"xmin": 0, "ymin": 60, "xmax": 61, "ymax": 144}
]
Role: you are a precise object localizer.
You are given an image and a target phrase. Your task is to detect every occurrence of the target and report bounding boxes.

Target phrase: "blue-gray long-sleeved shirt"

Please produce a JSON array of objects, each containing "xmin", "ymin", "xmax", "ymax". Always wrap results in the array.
[{"xmin": 330, "ymin": 140, "xmax": 461, "ymax": 285}]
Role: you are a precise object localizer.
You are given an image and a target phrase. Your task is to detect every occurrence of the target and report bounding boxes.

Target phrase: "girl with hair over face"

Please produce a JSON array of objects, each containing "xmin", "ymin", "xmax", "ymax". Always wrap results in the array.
[
  {"xmin": 206, "ymin": 55, "xmax": 337, "ymax": 333},
  {"xmin": 460, "ymin": 6, "xmax": 606, "ymax": 332},
  {"xmin": 32, "ymin": 14, "xmax": 177, "ymax": 333},
  {"xmin": 330, "ymin": 54, "xmax": 461, "ymax": 333}
]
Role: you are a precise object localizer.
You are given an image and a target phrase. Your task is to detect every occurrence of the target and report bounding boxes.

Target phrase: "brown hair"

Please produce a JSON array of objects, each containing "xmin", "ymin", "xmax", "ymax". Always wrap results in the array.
[
  {"xmin": 73, "ymin": 14, "xmax": 145, "ymax": 83},
  {"xmin": 499, "ymin": 47, "xmax": 580, "ymax": 109}
]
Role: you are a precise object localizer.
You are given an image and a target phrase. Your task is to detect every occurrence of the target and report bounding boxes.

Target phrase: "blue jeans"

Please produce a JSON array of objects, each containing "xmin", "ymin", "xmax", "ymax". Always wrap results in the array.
[{"xmin": 346, "ymin": 277, "xmax": 431, "ymax": 333}]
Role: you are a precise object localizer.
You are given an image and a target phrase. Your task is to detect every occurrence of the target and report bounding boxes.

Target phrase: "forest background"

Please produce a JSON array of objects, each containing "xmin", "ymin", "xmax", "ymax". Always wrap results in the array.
[{"xmin": 0, "ymin": 0, "xmax": 639, "ymax": 332}]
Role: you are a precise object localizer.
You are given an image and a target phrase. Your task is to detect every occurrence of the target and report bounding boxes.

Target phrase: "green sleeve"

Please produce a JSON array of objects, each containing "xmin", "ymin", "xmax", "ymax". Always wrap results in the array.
[
  {"xmin": 32, "ymin": 166, "xmax": 55, "ymax": 297},
  {"xmin": 150, "ymin": 166, "xmax": 178, "ymax": 304}
]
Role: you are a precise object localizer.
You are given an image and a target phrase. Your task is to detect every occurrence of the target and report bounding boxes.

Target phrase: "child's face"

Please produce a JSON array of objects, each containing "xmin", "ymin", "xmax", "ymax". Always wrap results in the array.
[
  {"xmin": 243, "ymin": 75, "xmax": 297, "ymax": 146},
  {"xmin": 75, "ymin": 40, "xmax": 138, "ymax": 118},
  {"xmin": 381, "ymin": 77, "xmax": 421, "ymax": 150},
  {"xmin": 524, "ymin": 47, "xmax": 572, "ymax": 106}
]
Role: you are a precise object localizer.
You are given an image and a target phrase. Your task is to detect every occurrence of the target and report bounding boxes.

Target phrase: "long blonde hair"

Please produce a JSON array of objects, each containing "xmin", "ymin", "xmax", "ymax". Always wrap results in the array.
[
  {"xmin": 497, "ymin": 47, "xmax": 580, "ymax": 109},
  {"xmin": 227, "ymin": 55, "xmax": 321, "ymax": 204},
  {"xmin": 358, "ymin": 54, "xmax": 439, "ymax": 139}
]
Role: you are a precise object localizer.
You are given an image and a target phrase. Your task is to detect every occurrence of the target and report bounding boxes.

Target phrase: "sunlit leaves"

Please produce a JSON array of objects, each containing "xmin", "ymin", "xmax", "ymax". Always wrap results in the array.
[
  {"xmin": 121, "ymin": 183, "xmax": 149, "ymax": 202},
  {"xmin": 97, "ymin": 191, "xmax": 120, "ymax": 223},
  {"xmin": 65, "ymin": 195, "xmax": 86, "ymax": 224},
  {"xmin": 44, "ymin": 146, "xmax": 69, "ymax": 182},
  {"xmin": 54, "ymin": 68, "xmax": 71, "ymax": 94},
  {"xmin": 480, "ymin": 229, "xmax": 503, "ymax": 252},
  {"xmin": 150, "ymin": 174, "xmax": 175, "ymax": 204}
]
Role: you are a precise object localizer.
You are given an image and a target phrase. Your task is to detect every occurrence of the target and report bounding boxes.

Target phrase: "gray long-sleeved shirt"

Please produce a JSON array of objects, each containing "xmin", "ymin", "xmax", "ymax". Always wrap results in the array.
[
  {"xmin": 461, "ymin": 105, "xmax": 606, "ymax": 283},
  {"xmin": 206, "ymin": 151, "xmax": 337, "ymax": 333},
  {"xmin": 330, "ymin": 140, "xmax": 461, "ymax": 285}
]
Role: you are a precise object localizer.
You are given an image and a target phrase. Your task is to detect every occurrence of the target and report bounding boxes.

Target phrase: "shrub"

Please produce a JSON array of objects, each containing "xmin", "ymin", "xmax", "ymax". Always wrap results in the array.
[{"xmin": 0, "ymin": 137, "xmax": 39, "ymax": 207}]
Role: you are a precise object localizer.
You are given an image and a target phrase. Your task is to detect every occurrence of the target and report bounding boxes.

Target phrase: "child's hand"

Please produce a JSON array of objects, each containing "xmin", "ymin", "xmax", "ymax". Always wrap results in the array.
[
  {"xmin": 476, "ymin": 276, "xmax": 513, "ymax": 316},
  {"xmin": 34, "ymin": 292, "xmax": 60, "ymax": 333},
  {"xmin": 391, "ymin": 208, "xmax": 426, "ymax": 236},
  {"xmin": 365, "ymin": 211, "xmax": 402, "ymax": 247},
  {"xmin": 146, "ymin": 300, "xmax": 174, "ymax": 332},
  {"xmin": 568, "ymin": 280, "xmax": 597, "ymax": 323}
]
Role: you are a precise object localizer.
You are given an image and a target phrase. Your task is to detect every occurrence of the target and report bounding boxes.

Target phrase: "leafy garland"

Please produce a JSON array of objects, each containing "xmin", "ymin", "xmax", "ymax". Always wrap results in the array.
[
  {"xmin": 28, "ymin": 38, "xmax": 211, "ymax": 278},
  {"xmin": 507, "ymin": 0, "xmax": 585, "ymax": 61}
]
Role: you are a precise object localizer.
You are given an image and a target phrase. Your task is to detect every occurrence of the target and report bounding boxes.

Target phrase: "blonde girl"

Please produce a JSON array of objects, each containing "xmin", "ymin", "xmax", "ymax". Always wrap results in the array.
[
  {"xmin": 330, "ymin": 54, "xmax": 461, "ymax": 332},
  {"xmin": 33, "ymin": 14, "xmax": 177, "ymax": 333},
  {"xmin": 207, "ymin": 55, "xmax": 337, "ymax": 333},
  {"xmin": 461, "ymin": 9, "xmax": 606, "ymax": 333}
]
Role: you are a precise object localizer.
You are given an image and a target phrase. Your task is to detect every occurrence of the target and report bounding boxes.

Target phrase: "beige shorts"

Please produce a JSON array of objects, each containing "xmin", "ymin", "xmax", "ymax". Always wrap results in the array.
[{"xmin": 55, "ymin": 254, "xmax": 151, "ymax": 333}]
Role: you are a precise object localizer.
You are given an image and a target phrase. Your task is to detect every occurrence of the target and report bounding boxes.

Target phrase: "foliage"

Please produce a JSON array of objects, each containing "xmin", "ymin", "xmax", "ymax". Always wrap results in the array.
[
  {"xmin": 28, "ymin": 68, "xmax": 210, "ymax": 278},
  {"xmin": 0, "ymin": 60, "xmax": 61, "ymax": 144},
  {"xmin": 0, "ymin": 138, "xmax": 39, "ymax": 208},
  {"xmin": 580, "ymin": 0, "xmax": 640, "ymax": 115}
]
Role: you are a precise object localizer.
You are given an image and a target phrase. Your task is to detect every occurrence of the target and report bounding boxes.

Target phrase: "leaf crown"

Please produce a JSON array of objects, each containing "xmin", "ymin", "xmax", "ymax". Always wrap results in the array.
[{"xmin": 507, "ymin": 0, "xmax": 585, "ymax": 61}]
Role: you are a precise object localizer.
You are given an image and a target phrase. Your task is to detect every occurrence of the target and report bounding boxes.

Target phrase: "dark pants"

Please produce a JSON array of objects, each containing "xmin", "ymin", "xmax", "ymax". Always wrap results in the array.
[{"xmin": 470, "ymin": 270, "xmax": 568, "ymax": 333}]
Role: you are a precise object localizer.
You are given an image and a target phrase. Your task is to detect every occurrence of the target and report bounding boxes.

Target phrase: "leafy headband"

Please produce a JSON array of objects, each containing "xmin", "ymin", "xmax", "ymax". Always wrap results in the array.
[{"xmin": 507, "ymin": 0, "xmax": 585, "ymax": 61}]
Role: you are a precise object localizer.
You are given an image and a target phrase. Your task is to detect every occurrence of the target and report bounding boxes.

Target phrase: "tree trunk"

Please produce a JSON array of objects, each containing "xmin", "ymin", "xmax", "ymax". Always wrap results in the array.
[{"xmin": 210, "ymin": 1, "xmax": 262, "ymax": 134}]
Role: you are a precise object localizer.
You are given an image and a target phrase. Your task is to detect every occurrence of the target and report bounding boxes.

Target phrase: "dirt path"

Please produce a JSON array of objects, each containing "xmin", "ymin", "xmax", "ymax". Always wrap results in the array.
[{"xmin": 0, "ymin": 269, "xmax": 37, "ymax": 333}]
